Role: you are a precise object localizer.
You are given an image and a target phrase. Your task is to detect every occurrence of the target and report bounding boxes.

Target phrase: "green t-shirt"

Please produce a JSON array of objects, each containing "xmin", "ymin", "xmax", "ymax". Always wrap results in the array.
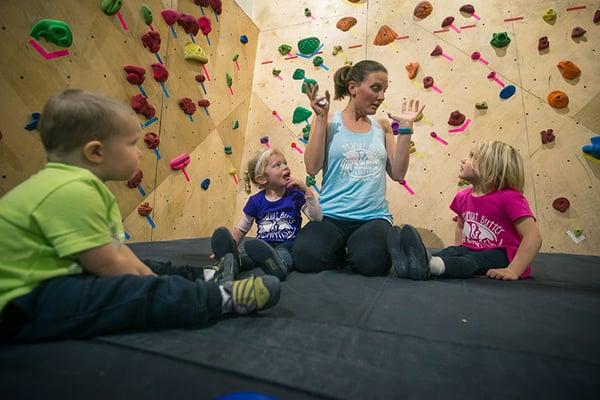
[{"xmin": 0, "ymin": 162, "xmax": 125, "ymax": 312}]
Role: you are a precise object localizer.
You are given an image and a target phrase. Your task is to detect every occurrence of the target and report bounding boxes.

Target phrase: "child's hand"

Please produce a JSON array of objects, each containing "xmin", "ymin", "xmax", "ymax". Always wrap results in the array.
[
  {"xmin": 304, "ymin": 82, "xmax": 330, "ymax": 117},
  {"xmin": 486, "ymin": 267, "xmax": 519, "ymax": 281},
  {"xmin": 387, "ymin": 99, "xmax": 425, "ymax": 127},
  {"xmin": 285, "ymin": 177, "xmax": 309, "ymax": 193}
]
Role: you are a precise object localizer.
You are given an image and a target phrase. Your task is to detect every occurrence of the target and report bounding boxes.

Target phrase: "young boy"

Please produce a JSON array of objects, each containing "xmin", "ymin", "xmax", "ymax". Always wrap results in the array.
[{"xmin": 0, "ymin": 90, "xmax": 280, "ymax": 342}]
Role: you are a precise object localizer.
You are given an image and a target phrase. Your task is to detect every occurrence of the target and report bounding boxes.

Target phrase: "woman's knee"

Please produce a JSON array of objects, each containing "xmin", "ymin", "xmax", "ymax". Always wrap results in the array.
[
  {"xmin": 347, "ymin": 249, "xmax": 390, "ymax": 276},
  {"xmin": 293, "ymin": 222, "xmax": 344, "ymax": 273}
]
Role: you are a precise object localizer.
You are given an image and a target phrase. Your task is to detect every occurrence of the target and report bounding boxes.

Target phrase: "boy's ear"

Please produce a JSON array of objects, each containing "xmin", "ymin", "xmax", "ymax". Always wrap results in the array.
[{"xmin": 82, "ymin": 140, "xmax": 104, "ymax": 164}]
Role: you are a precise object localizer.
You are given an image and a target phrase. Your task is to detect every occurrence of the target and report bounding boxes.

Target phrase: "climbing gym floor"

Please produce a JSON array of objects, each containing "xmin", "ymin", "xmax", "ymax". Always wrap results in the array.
[{"xmin": 2, "ymin": 238, "xmax": 599, "ymax": 399}]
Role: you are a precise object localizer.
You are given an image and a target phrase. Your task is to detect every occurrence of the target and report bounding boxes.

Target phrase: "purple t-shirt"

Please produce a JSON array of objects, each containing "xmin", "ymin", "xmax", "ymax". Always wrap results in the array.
[
  {"xmin": 243, "ymin": 188, "xmax": 306, "ymax": 245},
  {"xmin": 450, "ymin": 188, "xmax": 535, "ymax": 278}
]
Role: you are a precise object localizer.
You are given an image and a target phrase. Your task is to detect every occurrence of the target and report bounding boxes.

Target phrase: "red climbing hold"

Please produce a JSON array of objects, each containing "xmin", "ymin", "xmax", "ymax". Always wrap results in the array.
[
  {"xmin": 131, "ymin": 95, "xmax": 156, "ymax": 119},
  {"xmin": 538, "ymin": 36, "xmax": 549, "ymax": 51},
  {"xmin": 127, "ymin": 170, "xmax": 144, "ymax": 188},
  {"xmin": 144, "ymin": 132, "xmax": 160, "ymax": 149},
  {"xmin": 137, "ymin": 202, "xmax": 153, "ymax": 216},
  {"xmin": 198, "ymin": 16, "xmax": 211, "ymax": 35},
  {"xmin": 161, "ymin": 9, "xmax": 180, "ymax": 26},
  {"xmin": 179, "ymin": 97, "xmax": 196, "ymax": 115},
  {"xmin": 198, "ymin": 99, "xmax": 210, "ymax": 107},
  {"xmin": 571, "ymin": 27, "xmax": 586, "ymax": 38},
  {"xmin": 441, "ymin": 16, "xmax": 455, "ymax": 28},
  {"xmin": 141, "ymin": 30, "xmax": 161, "ymax": 53},
  {"xmin": 124, "ymin": 65, "xmax": 146, "ymax": 85},
  {"xmin": 195, "ymin": 74, "xmax": 206, "ymax": 83},
  {"xmin": 430, "ymin": 45, "xmax": 443, "ymax": 56},
  {"xmin": 540, "ymin": 129, "xmax": 555, "ymax": 144},
  {"xmin": 178, "ymin": 13, "xmax": 200, "ymax": 35},
  {"xmin": 552, "ymin": 197, "xmax": 570, "ymax": 213},
  {"xmin": 448, "ymin": 110, "xmax": 465, "ymax": 126},
  {"xmin": 151, "ymin": 63, "xmax": 168, "ymax": 82},
  {"xmin": 423, "ymin": 76, "xmax": 434, "ymax": 89}
]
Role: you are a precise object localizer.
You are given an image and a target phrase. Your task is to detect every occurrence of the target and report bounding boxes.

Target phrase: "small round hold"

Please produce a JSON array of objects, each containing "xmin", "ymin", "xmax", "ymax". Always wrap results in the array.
[
  {"xmin": 487, "ymin": 71, "xmax": 497, "ymax": 79},
  {"xmin": 430, "ymin": 131, "xmax": 438, "ymax": 138},
  {"xmin": 552, "ymin": 197, "xmax": 570, "ymax": 213},
  {"xmin": 240, "ymin": 35, "xmax": 248, "ymax": 44},
  {"xmin": 399, "ymin": 179, "xmax": 406, "ymax": 184},
  {"xmin": 499, "ymin": 85, "xmax": 516, "ymax": 99},
  {"xmin": 200, "ymin": 178, "xmax": 211, "ymax": 190},
  {"xmin": 471, "ymin": 51, "xmax": 481, "ymax": 60}
]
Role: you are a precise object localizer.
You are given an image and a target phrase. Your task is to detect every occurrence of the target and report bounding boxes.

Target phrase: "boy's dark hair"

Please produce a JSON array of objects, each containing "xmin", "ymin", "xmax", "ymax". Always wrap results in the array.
[{"xmin": 39, "ymin": 89, "xmax": 134, "ymax": 155}]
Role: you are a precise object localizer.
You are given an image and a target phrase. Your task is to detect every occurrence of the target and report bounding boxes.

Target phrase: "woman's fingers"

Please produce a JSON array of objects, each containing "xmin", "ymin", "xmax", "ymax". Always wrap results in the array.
[{"xmin": 401, "ymin": 101, "xmax": 407, "ymax": 112}]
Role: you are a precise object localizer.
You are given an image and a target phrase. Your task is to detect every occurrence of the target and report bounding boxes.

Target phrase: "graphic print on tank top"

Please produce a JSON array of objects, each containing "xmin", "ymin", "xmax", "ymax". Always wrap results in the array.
[
  {"xmin": 340, "ymin": 142, "xmax": 385, "ymax": 180},
  {"xmin": 462, "ymin": 211, "xmax": 505, "ymax": 248},
  {"xmin": 257, "ymin": 211, "xmax": 296, "ymax": 242}
]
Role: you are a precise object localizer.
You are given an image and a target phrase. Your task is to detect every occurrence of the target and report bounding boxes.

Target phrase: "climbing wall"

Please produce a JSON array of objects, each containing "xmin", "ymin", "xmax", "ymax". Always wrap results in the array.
[
  {"xmin": 0, "ymin": 0, "xmax": 258, "ymax": 242},
  {"xmin": 237, "ymin": 0, "xmax": 600, "ymax": 255}
]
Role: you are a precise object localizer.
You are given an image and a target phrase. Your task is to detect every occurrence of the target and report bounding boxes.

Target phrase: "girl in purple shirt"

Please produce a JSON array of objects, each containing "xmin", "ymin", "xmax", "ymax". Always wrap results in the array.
[{"xmin": 389, "ymin": 141, "xmax": 543, "ymax": 280}]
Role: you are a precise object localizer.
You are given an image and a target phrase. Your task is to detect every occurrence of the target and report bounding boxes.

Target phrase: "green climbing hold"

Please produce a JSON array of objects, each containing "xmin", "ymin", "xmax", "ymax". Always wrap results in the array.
[
  {"xmin": 141, "ymin": 4, "xmax": 153, "ymax": 26},
  {"xmin": 304, "ymin": 8, "xmax": 312, "ymax": 17},
  {"xmin": 224, "ymin": 146, "xmax": 232, "ymax": 155},
  {"xmin": 303, "ymin": 125, "xmax": 311, "ymax": 140},
  {"xmin": 232, "ymin": 54, "xmax": 239, "ymax": 62},
  {"xmin": 278, "ymin": 44, "xmax": 292, "ymax": 56},
  {"xmin": 100, "ymin": 0, "xmax": 122, "ymax": 16},
  {"xmin": 542, "ymin": 9, "xmax": 557, "ymax": 22},
  {"xmin": 292, "ymin": 106, "xmax": 312, "ymax": 124},
  {"xmin": 292, "ymin": 68, "xmax": 306, "ymax": 80},
  {"xmin": 301, "ymin": 78, "xmax": 317, "ymax": 93},
  {"xmin": 226, "ymin": 73, "xmax": 233, "ymax": 88},
  {"xmin": 30, "ymin": 19, "xmax": 73, "ymax": 48},
  {"xmin": 232, "ymin": 120, "xmax": 239, "ymax": 129},
  {"xmin": 312, "ymin": 56, "xmax": 324, "ymax": 67},
  {"xmin": 297, "ymin": 37, "xmax": 320, "ymax": 55},
  {"xmin": 490, "ymin": 32, "xmax": 511, "ymax": 48},
  {"xmin": 306, "ymin": 175, "xmax": 316, "ymax": 186},
  {"xmin": 272, "ymin": 68, "xmax": 281, "ymax": 76},
  {"xmin": 573, "ymin": 228, "xmax": 583, "ymax": 238}
]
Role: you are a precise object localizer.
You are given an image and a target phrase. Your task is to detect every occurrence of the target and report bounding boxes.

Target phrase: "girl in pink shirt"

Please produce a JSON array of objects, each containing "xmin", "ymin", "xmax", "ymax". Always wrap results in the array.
[{"xmin": 389, "ymin": 141, "xmax": 542, "ymax": 280}]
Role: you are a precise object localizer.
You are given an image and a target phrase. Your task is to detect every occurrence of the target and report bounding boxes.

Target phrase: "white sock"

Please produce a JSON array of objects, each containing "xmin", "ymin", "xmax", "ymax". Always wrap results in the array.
[
  {"xmin": 219, "ymin": 285, "xmax": 232, "ymax": 314},
  {"xmin": 429, "ymin": 256, "xmax": 445, "ymax": 276},
  {"xmin": 203, "ymin": 268, "xmax": 216, "ymax": 282}
]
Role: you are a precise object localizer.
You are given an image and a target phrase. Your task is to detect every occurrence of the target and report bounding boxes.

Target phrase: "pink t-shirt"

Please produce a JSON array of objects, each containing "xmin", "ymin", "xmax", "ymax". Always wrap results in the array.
[{"xmin": 450, "ymin": 188, "xmax": 535, "ymax": 278}]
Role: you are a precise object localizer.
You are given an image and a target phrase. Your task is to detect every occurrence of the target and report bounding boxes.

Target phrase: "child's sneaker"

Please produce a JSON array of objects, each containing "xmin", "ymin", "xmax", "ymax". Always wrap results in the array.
[
  {"xmin": 211, "ymin": 227, "xmax": 240, "ymax": 263},
  {"xmin": 400, "ymin": 224, "xmax": 431, "ymax": 280},
  {"xmin": 204, "ymin": 253, "xmax": 238, "ymax": 282},
  {"xmin": 387, "ymin": 226, "xmax": 409, "ymax": 278},
  {"xmin": 243, "ymin": 239, "xmax": 288, "ymax": 281},
  {"xmin": 223, "ymin": 275, "xmax": 281, "ymax": 314}
]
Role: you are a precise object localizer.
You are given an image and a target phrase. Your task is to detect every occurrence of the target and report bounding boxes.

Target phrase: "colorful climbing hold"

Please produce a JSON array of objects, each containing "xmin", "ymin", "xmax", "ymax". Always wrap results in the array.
[
  {"xmin": 538, "ymin": 36, "xmax": 549, "ymax": 51},
  {"xmin": 304, "ymin": 8, "xmax": 311, "ymax": 17},
  {"xmin": 312, "ymin": 56, "xmax": 324, "ymax": 67},
  {"xmin": 405, "ymin": 62, "xmax": 419, "ymax": 80},
  {"xmin": 278, "ymin": 44, "xmax": 292, "ymax": 55},
  {"xmin": 423, "ymin": 76, "xmax": 434, "ymax": 89},
  {"xmin": 373, "ymin": 25, "xmax": 398, "ymax": 46},
  {"xmin": 542, "ymin": 9, "xmax": 557, "ymax": 22},
  {"xmin": 272, "ymin": 68, "xmax": 281, "ymax": 76},
  {"xmin": 292, "ymin": 68, "xmax": 306, "ymax": 80},
  {"xmin": 201, "ymin": 178, "xmax": 211, "ymax": 190},
  {"xmin": 224, "ymin": 146, "xmax": 232, "ymax": 155},
  {"xmin": 124, "ymin": 65, "xmax": 146, "ymax": 85},
  {"xmin": 297, "ymin": 37, "xmax": 320, "ymax": 55},
  {"xmin": 448, "ymin": 110, "xmax": 465, "ymax": 126},
  {"xmin": 332, "ymin": 45, "xmax": 343, "ymax": 56},
  {"xmin": 141, "ymin": 4, "xmax": 153, "ymax": 26},
  {"xmin": 24, "ymin": 112, "xmax": 41, "ymax": 131},
  {"xmin": 571, "ymin": 27, "xmax": 586, "ymax": 38},
  {"xmin": 540, "ymin": 129, "xmax": 555, "ymax": 144},
  {"xmin": 144, "ymin": 132, "xmax": 160, "ymax": 149},
  {"xmin": 226, "ymin": 72, "xmax": 233, "ymax": 88},
  {"xmin": 552, "ymin": 197, "xmax": 570, "ymax": 213},
  {"xmin": 161, "ymin": 9, "xmax": 180, "ymax": 26},
  {"xmin": 100, "ymin": 0, "xmax": 122, "ymax": 16},
  {"xmin": 232, "ymin": 120, "xmax": 239, "ymax": 129},
  {"xmin": 184, "ymin": 43, "xmax": 208, "ymax": 63},
  {"xmin": 142, "ymin": 31, "xmax": 161, "ymax": 53},
  {"xmin": 240, "ymin": 35, "xmax": 248, "ymax": 44},
  {"xmin": 30, "ymin": 19, "xmax": 73, "ymax": 47},
  {"xmin": 547, "ymin": 91, "xmax": 569, "ymax": 108},
  {"xmin": 336, "ymin": 17, "xmax": 357, "ymax": 32},
  {"xmin": 414, "ymin": 1, "xmax": 433, "ymax": 19},
  {"xmin": 490, "ymin": 32, "xmax": 511, "ymax": 48},
  {"xmin": 430, "ymin": 45, "xmax": 443, "ymax": 56},
  {"xmin": 441, "ymin": 16, "xmax": 455, "ymax": 28},
  {"xmin": 151, "ymin": 63, "xmax": 168, "ymax": 82},
  {"xmin": 475, "ymin": 102, "xmax": 488, "ymax": 110},
  {"xmin": 499, "ymin": 85, "xmax": 516, "ymax": 99},
  {"xmin": 137, "ymin": 202, "xmax": 152, "ymax": 216},
  {"xmin": 557, "ymin": 61, "xmax": 581, "ymax": 80},
  {"xmin": 179, "ymin": 97, "xmax": 196, "ymax": 115},
  {"xmin": 131, "ymin": 95, "xmax": 156, "ymax": 119},
  {"xmin": 292, "ymin": 106, "xmax": 312, "ymax": 124}
]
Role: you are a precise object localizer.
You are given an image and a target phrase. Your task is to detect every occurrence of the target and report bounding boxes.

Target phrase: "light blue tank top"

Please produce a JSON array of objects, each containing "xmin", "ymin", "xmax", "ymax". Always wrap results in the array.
[{"xmin": 318, "ymin": 112, "xmax": 392, "ymax": 223}]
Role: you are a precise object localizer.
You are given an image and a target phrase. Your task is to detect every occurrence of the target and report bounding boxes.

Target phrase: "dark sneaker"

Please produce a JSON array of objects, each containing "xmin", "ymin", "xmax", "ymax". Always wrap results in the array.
[
  {"xmin": 401, "ymin": 224, "xmax": 430, "ymax": 280},
  {"xmin": 211, "ymin": 227, "xmax": 240, "ymax": 262},
  {"xmin": 243, "ymin": 239, "xmax": 288, "ymax": 281},
  {"xmin": 204, "ymin": 253, "xmax": 238, "ymax": 282},
  {"xmin": 223, "ymin": 275, "xmax": 281, "ymax": 314},
  {"xmin": 387, "ymin": 226, "xmax": 409, "ymax": 278}
]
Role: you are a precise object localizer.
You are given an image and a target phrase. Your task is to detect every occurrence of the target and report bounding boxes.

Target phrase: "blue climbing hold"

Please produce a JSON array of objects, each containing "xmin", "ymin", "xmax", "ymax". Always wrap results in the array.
[
  {"xmin": 200, "ymin": 178, "xmax": 211, "ymax": 190},
  {"xmin": 24, "ymin": 112, "xmax": 42, "ymax": 131},
  {"xmin": 582, "ymin": 136, "xmax": 600, "ymax": 159},
  {"xmin": 499, "ymin": 85, "xmax": 516, "ymax": 99},
  {"xmin": 240, "ymin": 35, "xmax": 248, "ymax": 44}
]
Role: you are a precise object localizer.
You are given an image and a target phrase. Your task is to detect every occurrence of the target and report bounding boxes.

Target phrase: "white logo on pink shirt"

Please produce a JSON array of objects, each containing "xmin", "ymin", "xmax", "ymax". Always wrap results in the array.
[{"xmin": 462, "ymin": 212, "xmax": 504, "ymax": 248}]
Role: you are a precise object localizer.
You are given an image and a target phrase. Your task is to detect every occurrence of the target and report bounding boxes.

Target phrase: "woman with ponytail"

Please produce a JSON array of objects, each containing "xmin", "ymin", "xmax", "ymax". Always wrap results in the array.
[{"xmin": 292, "ymin": 60, "xmax": 425, "ymax": 276}]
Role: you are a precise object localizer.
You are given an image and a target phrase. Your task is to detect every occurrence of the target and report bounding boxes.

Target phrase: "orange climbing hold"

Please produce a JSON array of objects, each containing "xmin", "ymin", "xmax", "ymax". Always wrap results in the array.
[
  {"xmin": 405, "ymin": 62, "xmax": 419, "ymax": 80},
  {"xmin": 336, "ymin": 17, "xmax": 357, "ymax": 32},
  {"xmin": 547, "ymin": 91, "xmax": 569, "ymax": 108},
  {"xmin": 414, "ymin": 1, "xmax": 433, "ymax": 19},
  {"xmin": 373, "ymin": 25, "xmax": 398, "ymax": 46},
  {"xmin": 557, "ymin": 61, "xmax": 581, "ymax": 80}
]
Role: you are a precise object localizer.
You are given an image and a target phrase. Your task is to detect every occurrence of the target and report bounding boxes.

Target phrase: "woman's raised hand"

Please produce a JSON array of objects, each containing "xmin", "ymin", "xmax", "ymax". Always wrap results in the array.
[
  {"xmin": 387, "ymin": 99, "xmax": 425, "ymax": 126},
  {"xmin": 304, "ymin": 82, "xmax": 330, "ymax": 117}
]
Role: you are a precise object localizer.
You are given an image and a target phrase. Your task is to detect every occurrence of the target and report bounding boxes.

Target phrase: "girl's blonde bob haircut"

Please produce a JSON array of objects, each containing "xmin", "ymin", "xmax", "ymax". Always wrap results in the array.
[
  {"xmin": 246, "ymin": 148, "xmax": 285, "ymax": 187},
  {"xmin": 472, "ymin": 141, "xmax": 525, "ymax": 193}
]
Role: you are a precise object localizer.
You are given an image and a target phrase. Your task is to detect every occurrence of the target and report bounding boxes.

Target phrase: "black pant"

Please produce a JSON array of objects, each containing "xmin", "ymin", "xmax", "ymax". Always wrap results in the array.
[
  {"xmin": 435, "ymin": 246, "xmax": 510, "ymax": 278},
  {"xmin": 292, "ymin": 217, "xmax": 392, "ymax": 276},
  {"xmin": 0, "ymin": 260, "xmax": 222, "ymax": 343}
]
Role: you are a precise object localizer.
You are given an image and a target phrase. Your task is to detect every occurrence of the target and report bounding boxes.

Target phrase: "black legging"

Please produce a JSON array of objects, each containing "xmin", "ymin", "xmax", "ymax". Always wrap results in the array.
[
  {"xmin": 292, "ymin": 217, "xmax": 391, "ymax": 276},
  {"xmin": 435, "ymin": 246, "xmax": 510, "ymax": 278}
]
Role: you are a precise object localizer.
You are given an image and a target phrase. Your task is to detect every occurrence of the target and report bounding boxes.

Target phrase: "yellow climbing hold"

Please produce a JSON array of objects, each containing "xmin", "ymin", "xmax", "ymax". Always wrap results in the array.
[{"xmin": 184, "ymin": 42, "xmax": 208, "ymax": 63}]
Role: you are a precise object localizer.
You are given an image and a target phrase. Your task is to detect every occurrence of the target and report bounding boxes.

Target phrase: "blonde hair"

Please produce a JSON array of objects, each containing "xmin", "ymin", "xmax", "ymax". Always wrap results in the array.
[
  {"xmin": 472, "ymin": 141, "xmax": 525, "ymax": 193},
  {"xmin": 39, "ymin": 89, "xmax": 134, "ymax": 156},
  {"xmin": 246, "ymin": 148, "xmax": 284, "ymax": 187}
]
